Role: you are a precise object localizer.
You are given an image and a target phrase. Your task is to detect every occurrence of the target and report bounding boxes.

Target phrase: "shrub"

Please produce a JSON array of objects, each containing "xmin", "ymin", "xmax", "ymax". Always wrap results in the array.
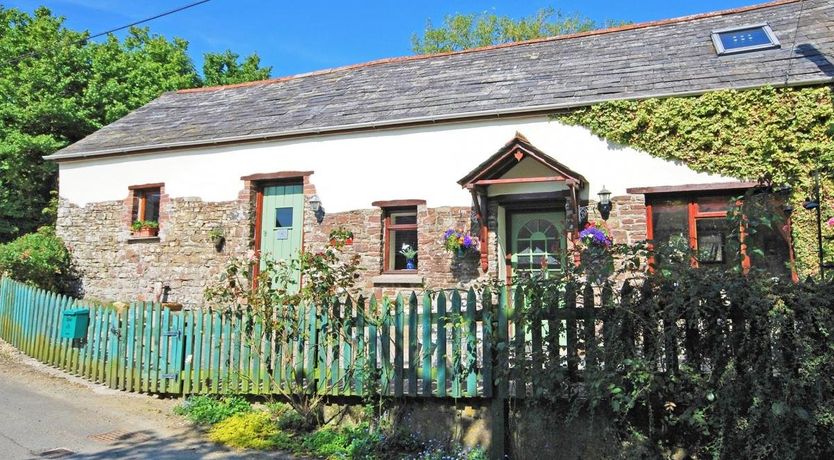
[
  {"xmin": 208, "ymin": 411, "xmax": 290, "ymax": 450},
  {"xmin": 267, "ymin": 402, "xmax": 308, "ymax": 431},
  {"xmin": 301, "ymin": 427, "xmax": 351, "ymax": 457},
  {"xmin": 174, "ymin": 395, "xmax": 251, "ymax": 425},
  {"xmin": 0, "ymin": 226, "xmax": 71, "ymax": 292},
  {"xmin": 506, "ymin": 264, "xmax": 834, "ymax": 459},
  {"xmin": 300, "ymin": 423, "xmax": 383, "ymax": 459}
]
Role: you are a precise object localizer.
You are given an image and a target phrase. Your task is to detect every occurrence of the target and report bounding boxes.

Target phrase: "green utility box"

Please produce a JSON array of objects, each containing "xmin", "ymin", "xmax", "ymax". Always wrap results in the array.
[{"xmin": 60, "ymin": 308, "xmax": 90, "ymax": 340}]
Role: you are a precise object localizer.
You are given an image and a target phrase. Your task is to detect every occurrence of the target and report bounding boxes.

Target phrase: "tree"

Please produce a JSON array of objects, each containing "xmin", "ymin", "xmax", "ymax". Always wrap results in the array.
[
  {"xmin": 202, "ymin": 50, "xmax": 272, "ymax": 87},
  {"xmin": 412, "ymin": 7, "xmax": 627, "ymax": 54},
  {"xmin": 0, "ymin": 7, "xmax": 88, "ymax": 241},
  {"xmin": 0, "ymin": 6, "xmax": 271, "ymax": 243},
  {"xmin": 84, "ymin": 28, "xmax": 200, "ymax": 126}
]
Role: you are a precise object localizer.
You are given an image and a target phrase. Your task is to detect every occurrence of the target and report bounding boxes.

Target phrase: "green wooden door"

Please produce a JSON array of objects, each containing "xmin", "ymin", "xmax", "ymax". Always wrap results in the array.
[
  {"xmin": 260, "ymin": 184, "xmax": 304, "ymax": 290},
  {"xmin": 509, "ymin": 210, "xmax": 566, "ymax": 278}
]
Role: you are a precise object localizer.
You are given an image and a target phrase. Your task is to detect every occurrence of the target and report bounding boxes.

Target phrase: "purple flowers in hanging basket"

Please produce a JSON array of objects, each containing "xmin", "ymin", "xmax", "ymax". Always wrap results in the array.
[
  {"xmin": 443, "ymin": 229, "xmax": 478, "ymax": 253},
  {"xmin": 579, "ymin": 222, "xmax": 613, "ymax": 248}
]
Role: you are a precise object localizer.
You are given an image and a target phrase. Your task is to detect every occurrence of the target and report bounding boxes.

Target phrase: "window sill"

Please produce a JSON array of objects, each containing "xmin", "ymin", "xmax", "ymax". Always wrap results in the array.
[
  {"xmin": 372, "ymin": 273, "xmax": 424, "ymax": 286},
  {"xmin": 127, "ymin": 236, "xmax": 160, "ymax": 244}
]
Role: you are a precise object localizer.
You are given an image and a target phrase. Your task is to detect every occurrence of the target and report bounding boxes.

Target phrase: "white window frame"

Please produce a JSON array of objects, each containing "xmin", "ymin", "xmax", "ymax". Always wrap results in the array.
[{"xmin": 711, "ymin": 23, "xmax": 780, "ymax": 56}]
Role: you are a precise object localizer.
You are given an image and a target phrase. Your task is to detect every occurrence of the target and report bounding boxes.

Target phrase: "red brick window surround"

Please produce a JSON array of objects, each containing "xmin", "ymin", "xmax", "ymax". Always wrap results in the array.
[{"xmin": 372, "ymin": 199, "xmax": 426, "ymax": 274}]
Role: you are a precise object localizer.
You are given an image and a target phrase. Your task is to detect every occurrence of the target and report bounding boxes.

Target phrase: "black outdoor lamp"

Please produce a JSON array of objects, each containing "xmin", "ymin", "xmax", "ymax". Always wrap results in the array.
[
  {"xmin": 597, "ymin": 186, "xmax": 613, "ymax": 221},
  {"xmin": 309, "ymin": 194, "xmax": 325, "ymax": 224}
]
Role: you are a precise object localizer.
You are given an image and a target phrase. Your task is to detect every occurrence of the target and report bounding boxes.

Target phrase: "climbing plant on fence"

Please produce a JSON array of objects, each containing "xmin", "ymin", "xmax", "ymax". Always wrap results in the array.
[
  {"xmin": 554, "ymin": 84, "xmax": 834, "ymax": 276},
  {"xmin": 503, "ymin": 254, "xmax": 834, "ymax": 459}
]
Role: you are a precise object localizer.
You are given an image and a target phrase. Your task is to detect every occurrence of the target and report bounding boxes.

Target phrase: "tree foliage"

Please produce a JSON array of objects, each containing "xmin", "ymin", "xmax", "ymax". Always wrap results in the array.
[
  {"xmin": 555, "ymin": 85, "xmax": 834, "ymax": 276},
  {"xmin": 203, "ymin": 50, "xmax": 272, "ymax": 87},
  {"xmin": 0, "ymin": 6, "xmax": 271, "ymax": 242},
  {"xmin": 412, "ymin": 7, "xmax": 627, "ymax": 54}
]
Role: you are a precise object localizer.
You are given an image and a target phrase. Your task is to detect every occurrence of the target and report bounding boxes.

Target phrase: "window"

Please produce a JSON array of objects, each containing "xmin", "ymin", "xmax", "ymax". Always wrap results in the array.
[
  {"xmin": 384, "ymin": 208, "xmax": 418, "ymax": 271},
  {"xmin": 647, "ymin": 192, "xmax": 791, "ymax": 276},
  {"xmin": 649, "ymin": 195, "xmax": 736, "ymax": 267},
  {"xmin": 130, "ymin": 186, "xmax": 161, "ymax": 224},
  {"xmin": 275, "ymin": 207, "xmax": 293, "ymax": 227},
  {"xmin": 711, "ymin": 24, "xmax": 779, "ymax": 55}
]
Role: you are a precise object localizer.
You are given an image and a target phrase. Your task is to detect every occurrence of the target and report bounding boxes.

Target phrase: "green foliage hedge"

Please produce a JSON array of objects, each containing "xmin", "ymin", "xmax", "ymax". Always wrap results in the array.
[
  {"xmin": 510, "ymin": 265, "xmax": 834, "ymax": 458},
  {"xmin": 0, "ymin": 226, "xmax": 71, "ymax": 292},
  {"xmin": 554, "ymin": 85, "xmax": 834, "ymax": 275}
]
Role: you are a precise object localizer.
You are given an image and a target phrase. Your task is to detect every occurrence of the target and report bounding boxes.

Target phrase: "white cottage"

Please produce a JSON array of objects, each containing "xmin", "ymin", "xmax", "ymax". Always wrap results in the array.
[{"xmin": 47, "ymin": 0, "xmax": 834, "ymax": 305}]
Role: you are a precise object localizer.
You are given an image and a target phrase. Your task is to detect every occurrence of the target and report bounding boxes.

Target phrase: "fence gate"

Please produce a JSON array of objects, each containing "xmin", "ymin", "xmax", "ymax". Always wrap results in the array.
[{"xmin": 119, "ymin": 302, "xmax": 185, "ymax": 394}]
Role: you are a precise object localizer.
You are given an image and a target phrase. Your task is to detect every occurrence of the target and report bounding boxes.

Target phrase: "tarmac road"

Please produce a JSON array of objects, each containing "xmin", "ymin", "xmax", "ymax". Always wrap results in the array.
[{"xmin": 0, "ymin": 339, "xmax": 291, "ymax": 460}]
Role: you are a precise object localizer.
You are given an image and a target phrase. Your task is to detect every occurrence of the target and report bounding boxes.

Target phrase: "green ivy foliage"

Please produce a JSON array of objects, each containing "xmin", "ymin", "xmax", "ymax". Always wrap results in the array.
[{"xmin": 554, "ymin": 85, "xmax": 834, "ymax": 275}]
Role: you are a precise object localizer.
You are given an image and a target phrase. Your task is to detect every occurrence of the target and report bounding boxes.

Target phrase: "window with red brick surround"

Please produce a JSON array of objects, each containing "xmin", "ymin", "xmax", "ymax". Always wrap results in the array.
[{"xmin": 383, "ymin": 207, "xmax": 418, "ymax": 272}]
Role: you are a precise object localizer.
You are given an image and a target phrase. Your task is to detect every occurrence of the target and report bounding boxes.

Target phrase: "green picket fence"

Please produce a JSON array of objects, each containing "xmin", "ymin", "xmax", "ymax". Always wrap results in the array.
[
  {"xmin": 0, "ymin": 277, "xmax": 185, "ymax": 393},
  {"xmin": 0, "ymin": 277, "xmax": 609, "ymax": 398}
]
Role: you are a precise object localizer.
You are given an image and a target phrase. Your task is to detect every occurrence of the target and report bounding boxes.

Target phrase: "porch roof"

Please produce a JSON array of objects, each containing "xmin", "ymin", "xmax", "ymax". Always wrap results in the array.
[{"xmin": 457, "ymin": 133, "xmax": 587, "ymax": 189}]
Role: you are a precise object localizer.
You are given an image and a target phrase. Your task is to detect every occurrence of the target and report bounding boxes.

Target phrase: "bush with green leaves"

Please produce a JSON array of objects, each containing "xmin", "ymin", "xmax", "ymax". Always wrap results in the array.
[
  {"xmin": 267, "ymin": 402, "xmax": 308, "ymax": 431},
  {"xmin": 203, "ymin": 232, "xmax": 363, "ymax": 429},
  {"xmin": 173, "ymin": 395, "xmax": 251, "ymax": 425},
  {"xmin": 504, "ymin": 258, "xmax": 834, "ymax": 458},
  {"xmin": 0, "ymin": 226, "xmax": 72, "ymax": 292}
]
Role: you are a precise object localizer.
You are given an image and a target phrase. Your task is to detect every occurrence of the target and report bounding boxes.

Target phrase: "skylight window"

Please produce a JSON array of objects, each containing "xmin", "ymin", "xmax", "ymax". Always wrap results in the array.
[{"xmin": 711, "ymin": 24, "xmax": 780, "ymax": 55}]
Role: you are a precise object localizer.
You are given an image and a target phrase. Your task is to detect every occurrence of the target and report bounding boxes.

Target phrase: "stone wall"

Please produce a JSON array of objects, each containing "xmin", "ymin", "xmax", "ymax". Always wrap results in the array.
[
  {"xmin": 303, "ymin": 203, "xmax": 485, "ymax": 298},
  {"xmin": 57, "ymin": 183, "xmax": 648, "ymax": 306},
  {"xmin": 604, "ymin": 194, "xmax": 648, "ymax": 245},
  {"xmin": 56, "ymin": 192, "xmax": 254, "ymax": 307}
]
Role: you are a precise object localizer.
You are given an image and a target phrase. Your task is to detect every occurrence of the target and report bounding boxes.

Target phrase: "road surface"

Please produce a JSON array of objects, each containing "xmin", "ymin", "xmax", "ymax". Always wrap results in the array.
[{"xmin": 0, "ymin": 339, "xmax": 290, "ymax": 459}]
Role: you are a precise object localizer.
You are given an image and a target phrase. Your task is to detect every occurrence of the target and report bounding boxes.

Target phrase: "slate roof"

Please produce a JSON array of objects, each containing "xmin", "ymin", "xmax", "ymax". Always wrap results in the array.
[{"xmin": 48, "ymin": 0, "xmax": 834, "ymax": 161}]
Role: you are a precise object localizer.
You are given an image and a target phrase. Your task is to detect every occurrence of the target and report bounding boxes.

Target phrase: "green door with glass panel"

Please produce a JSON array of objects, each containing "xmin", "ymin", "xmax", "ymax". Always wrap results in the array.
[
  {"xmin": 260, "ymin": 184, "xmax": 304, "ymax": 290},
  {"xmin": 509, "ymin": 211, "xmax": 566, "ymax": 278}
]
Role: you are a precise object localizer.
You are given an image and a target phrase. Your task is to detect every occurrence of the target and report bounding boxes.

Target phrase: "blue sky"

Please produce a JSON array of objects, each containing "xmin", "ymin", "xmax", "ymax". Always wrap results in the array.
[{"xmin": 8, "ymin": 1, "xmax": 762, "ymax": 77}]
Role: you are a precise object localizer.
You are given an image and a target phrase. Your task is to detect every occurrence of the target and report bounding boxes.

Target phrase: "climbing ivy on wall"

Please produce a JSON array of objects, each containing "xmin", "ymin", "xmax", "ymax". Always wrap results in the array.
[{"xmin": 554, "ymin": 85, "xmax": 834, "ymax": 275}]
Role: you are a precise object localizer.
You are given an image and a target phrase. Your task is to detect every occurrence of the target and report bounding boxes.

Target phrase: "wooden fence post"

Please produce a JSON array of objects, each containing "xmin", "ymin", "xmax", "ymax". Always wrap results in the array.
[{"xmin": 490, "ymin": 286, "xmax": 509, "ymax": 460}]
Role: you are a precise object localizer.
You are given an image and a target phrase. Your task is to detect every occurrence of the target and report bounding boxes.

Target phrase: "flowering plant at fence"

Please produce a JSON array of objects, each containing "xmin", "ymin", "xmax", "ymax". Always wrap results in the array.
[
  {"xmin": 578, "ymin": 221, "xmax": 612, "ymax": 248},
  {"xmin": 442, "ymin": 229, "xmax": 478, "ymax": 254}
]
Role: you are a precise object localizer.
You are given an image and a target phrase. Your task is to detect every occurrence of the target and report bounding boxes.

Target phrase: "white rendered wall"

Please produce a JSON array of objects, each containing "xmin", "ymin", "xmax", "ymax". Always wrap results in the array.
[{"xmin": 58, "ymin": 116, "xmax": 737, "ymax": 211}]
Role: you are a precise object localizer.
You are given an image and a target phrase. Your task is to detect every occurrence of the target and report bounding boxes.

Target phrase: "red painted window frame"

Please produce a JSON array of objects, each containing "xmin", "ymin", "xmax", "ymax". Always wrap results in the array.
[
  {"xmin": 382, "ymin": 207, "xmax": 418, "ymax": 273},
  {"xmin": 646, "ymin": 194, "xmax": 790, "ymax": 276}
]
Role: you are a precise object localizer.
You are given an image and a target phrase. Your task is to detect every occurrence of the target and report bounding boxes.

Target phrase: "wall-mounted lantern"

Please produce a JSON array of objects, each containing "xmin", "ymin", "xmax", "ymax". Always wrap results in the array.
[
  {"xmin": 597, "ymin": 186, "xmax": 613, "ymax": 221},
  {"xmin": 309, "ymin": 194, "xmax": 325, "ymax": 224}
]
